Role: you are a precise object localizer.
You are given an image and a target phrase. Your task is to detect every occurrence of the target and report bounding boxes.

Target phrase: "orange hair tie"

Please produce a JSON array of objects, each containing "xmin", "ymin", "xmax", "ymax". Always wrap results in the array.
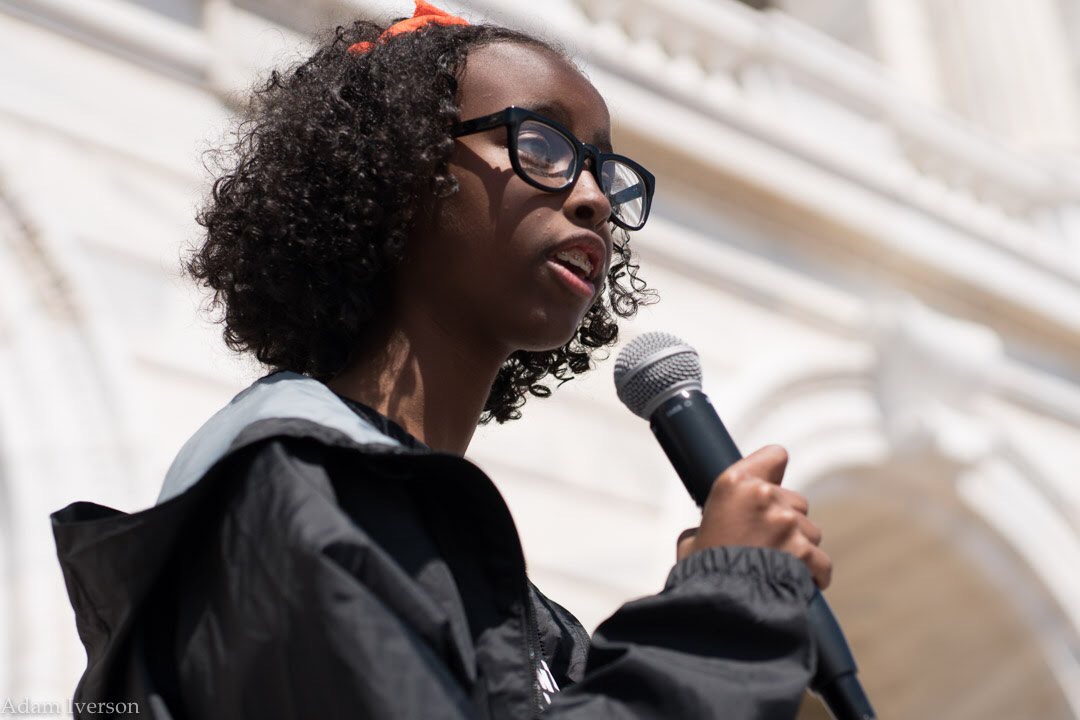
[{"xmin": 348, "ymin": 0, "xmax": 470, "ymax": 55}]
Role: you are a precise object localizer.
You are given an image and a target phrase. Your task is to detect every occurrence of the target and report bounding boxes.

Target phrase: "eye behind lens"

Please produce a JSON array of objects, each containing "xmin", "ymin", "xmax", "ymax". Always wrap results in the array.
[{"xmin": 517, "ymin": 120, "xmax": 576, "ymax": 187}]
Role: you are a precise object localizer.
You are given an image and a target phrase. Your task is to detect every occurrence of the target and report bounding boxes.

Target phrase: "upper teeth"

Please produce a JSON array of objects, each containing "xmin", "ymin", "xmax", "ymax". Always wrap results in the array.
[{"xmin": 555, "ymin": 249, "xmax": 594, "ymax": 278}]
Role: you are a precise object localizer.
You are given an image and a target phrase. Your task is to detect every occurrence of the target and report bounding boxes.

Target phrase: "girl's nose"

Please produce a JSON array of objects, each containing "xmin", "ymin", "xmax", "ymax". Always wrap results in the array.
[{"xmin": 565, "ymin": 161, "xmax": 612, "ymax": 228}]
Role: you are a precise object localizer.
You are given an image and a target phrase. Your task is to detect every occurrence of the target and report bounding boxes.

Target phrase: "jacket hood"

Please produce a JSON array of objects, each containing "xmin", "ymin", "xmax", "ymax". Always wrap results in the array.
[
  {"xmin": 51, "ymin": 372, "xmax": 407, "ymax": 708},
  {"xmin": 53, "ymin": 489, "xmax": 205, "ymax": 714}
]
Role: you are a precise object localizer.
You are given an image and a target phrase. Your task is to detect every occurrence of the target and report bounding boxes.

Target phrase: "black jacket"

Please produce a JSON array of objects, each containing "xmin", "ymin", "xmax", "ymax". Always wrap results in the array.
[{"xmin": 52, "ymin": 373, "xmax": 817, "ymax": 719}]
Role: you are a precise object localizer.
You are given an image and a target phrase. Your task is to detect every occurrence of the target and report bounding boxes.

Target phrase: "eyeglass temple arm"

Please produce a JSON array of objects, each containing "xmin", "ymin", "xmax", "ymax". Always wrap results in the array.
[{"xmin": 450, "ymin": 110, "xmax": 509, "ymax": 137}]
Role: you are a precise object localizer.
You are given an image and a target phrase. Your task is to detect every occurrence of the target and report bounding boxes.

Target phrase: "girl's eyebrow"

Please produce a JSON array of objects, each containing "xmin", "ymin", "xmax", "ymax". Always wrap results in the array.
[
  {"xmin": 519, "ymin": 101, "xmax": 613, "ymax": 151},
  {"xmin": 520, "ymin": 100, "xmax": 571, "ymax": 124}
]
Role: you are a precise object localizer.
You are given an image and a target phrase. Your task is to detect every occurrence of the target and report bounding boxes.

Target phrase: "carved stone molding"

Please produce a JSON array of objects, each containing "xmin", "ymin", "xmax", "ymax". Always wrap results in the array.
[
  {"xmin": 870, "ymin": 298, "xmax": 1002, "ymax": 467},
  {"xmin": 563, "ymin": 0, "xmax": 1080, "ymax": 267}
]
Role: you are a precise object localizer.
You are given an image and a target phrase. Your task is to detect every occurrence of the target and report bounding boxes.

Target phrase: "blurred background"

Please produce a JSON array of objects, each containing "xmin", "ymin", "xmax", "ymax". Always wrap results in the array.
[{"xmin": 2, "ymin": 0, "xmax": 1080, "ymax": 717}]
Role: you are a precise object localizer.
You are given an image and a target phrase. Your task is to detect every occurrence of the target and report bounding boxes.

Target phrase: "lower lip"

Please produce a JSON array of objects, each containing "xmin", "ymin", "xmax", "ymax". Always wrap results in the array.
[{"xmin": 546, "ymin": 260, "xmax": 595, "ymax": 299}]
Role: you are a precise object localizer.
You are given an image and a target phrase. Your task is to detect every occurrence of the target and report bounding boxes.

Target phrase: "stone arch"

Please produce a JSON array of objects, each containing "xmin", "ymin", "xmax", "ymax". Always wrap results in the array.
[
  {"xmin": 0, "ymin": 172, "xmax": 141, "ymax": 698},
  {"xmin": 723, "ymin": 357, "xmax": 1080, "ymax": 718}
]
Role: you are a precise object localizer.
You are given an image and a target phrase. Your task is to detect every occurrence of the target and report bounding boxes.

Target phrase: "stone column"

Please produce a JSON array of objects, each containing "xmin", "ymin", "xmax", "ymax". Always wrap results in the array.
[
  {"xmin": 865, "ymin": 0, "xmax": 944, "ymax": 107},
  {"xmin": 919, "ymin": 0, "xmax": 1080, "ymax": 153}
]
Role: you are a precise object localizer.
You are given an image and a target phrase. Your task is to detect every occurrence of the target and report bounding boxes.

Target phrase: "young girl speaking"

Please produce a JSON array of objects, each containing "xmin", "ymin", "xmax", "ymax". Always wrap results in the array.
[{"xmin": 53, "ymin": 3, "xmax": 830, "ymax": 717}]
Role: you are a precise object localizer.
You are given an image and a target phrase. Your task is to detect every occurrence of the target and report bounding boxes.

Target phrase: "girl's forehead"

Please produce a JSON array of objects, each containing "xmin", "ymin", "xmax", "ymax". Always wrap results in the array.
[{"xmin": 458, "ymin": 42, "xmax": 610, "ymax": 134}]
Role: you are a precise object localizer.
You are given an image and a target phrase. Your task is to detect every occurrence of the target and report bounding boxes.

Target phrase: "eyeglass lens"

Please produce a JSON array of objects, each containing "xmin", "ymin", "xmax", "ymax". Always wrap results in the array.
[
  {"xmin": 515, "ymin": 120, "xmax": 648, "ymax": 228},
  {"xmin": 602, "ymin": 160, "xmax": 646, "ymax": 229},
  {"xmin": 517, "ymin": 120, "xmax": 577, "ymax": 188}
]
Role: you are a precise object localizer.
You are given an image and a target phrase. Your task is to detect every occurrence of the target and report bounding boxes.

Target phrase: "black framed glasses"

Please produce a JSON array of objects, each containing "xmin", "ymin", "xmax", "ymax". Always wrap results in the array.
[{"xmin": 451, "ymin": 106, "xmax": 655, "ymax": 231}]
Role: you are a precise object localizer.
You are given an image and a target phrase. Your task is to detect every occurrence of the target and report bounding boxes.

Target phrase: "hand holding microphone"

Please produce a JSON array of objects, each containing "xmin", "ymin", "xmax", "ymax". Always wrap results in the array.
[
  {"xmin": 615, "ymin": 331, "xmax": 875, "ymax": 720},
  {"xmin": 674, "ymin": 444, "xmax": 833, "ymax": 590}
]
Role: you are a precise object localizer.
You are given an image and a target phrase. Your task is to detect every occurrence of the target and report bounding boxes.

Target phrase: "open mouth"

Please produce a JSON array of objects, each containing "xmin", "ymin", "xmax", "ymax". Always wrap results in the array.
[
  {"xmin": 546, "ymin": 257, "xmax": 596, "ymax": 299},
  {"xmin": 549, "ymin": 247, "xmax": 594, "ymax": 281}
]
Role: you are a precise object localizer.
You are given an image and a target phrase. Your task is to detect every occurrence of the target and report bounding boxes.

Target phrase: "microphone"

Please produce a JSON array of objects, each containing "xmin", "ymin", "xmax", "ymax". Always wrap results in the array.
[{"xmin": 614, "ymin": 331, "xmax": 876, "ymax": 720}]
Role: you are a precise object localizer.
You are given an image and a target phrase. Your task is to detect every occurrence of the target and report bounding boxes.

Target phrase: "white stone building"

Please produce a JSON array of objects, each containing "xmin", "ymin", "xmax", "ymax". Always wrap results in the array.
[{"xmin": 2, "ymin": 0, "xmax": 1079, "ymax": 717}]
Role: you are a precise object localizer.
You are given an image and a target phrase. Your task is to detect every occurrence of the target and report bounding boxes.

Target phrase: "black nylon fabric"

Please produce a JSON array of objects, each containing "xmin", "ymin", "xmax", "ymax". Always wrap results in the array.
[{"xmin": 53, "ymin": 412, "xmax": 818, "ymax": 719}]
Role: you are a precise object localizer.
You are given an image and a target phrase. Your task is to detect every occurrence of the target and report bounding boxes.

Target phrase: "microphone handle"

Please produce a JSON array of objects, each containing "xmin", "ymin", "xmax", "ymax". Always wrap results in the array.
[{"xmin": 649, "ymin": 389, "xmax": 876, "ymax": 720}]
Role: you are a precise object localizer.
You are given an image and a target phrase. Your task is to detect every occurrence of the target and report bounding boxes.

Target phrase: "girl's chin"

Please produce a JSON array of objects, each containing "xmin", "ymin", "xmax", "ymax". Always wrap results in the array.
[
  {"xmin": 513, "ymin": 325, "xmax": 582, "ymax": 354},
  {"xmin": 502, "ymin": 303, "xmax": 593, "ymax": 353}
]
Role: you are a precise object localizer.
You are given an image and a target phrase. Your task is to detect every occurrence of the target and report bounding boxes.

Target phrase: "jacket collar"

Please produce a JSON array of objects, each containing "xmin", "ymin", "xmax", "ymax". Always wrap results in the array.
[{"xmin": 158, "ymin": 372, "xmax": 399, "ymax": 504}]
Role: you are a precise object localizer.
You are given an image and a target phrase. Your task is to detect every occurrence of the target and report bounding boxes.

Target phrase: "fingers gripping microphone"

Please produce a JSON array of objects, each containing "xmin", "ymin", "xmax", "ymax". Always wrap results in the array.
[{"xmin": 614, "ymin": 332, "xmax": 875, "ymax": 720}]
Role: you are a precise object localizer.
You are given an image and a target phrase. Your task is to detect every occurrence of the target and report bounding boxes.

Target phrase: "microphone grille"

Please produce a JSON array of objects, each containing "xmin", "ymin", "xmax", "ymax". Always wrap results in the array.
[{"xmin": 614, "ymin": 331, "xmax": 702, "ymax": 418}]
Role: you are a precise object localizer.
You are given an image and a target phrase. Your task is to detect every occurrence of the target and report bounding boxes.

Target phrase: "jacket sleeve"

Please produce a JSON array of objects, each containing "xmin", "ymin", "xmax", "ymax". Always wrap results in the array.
[
  {"xmin": 547, "ymin": 546, "xmax": 817, "ymax": 719},
  {"xmin": 169, "ymin": 438, "xmax": 815, "ymax": 720}
]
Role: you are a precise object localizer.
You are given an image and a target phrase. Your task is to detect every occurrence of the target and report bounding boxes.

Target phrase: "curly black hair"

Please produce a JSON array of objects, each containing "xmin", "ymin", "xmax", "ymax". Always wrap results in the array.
[{"xmin": 188, "ymin": 17, "xmax": 656, "ymax": 423}]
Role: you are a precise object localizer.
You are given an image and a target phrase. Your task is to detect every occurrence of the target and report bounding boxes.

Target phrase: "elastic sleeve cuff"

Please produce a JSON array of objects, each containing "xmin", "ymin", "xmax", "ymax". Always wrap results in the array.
[{"xmin": 664, "ymin": 546, "xmax": 816, "ymax": 604}]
